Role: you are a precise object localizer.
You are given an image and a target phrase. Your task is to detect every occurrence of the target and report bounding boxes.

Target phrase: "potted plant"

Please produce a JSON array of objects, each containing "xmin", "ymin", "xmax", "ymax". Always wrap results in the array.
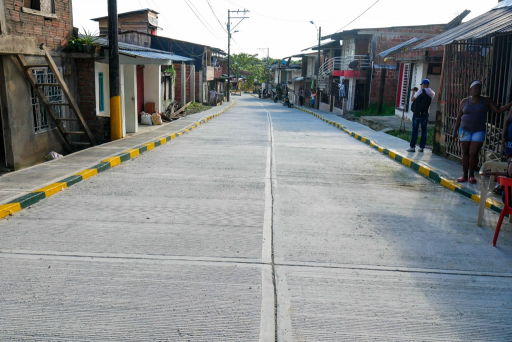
[
  {"xmin": 163, "ymin": 65, "xmax": 176, "ymax": 80},
  {"xmin": 80, "ymin": 28, "xmax": 99, "ymax": 53}
]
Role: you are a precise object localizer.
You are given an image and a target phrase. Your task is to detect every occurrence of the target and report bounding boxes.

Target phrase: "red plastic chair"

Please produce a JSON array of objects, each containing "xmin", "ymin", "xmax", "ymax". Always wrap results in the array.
[{"xmin": 493, "ymin": 177, "xmax": 512, "ymax": 246}]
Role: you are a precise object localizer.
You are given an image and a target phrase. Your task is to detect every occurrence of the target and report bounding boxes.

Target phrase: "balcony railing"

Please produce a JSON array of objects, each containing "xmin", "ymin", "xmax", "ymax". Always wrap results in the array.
[{"xmin": 319, "ymin": 55, "xmax": 372, "ymax": 77}]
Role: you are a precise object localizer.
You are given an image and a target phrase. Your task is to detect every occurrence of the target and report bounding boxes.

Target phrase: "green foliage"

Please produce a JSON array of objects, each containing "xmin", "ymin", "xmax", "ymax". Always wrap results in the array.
[
  {"xmin": 350, "ymin": 103, "xmax": 396, "ymax": 118},
  {"xmin": 163, "ymin": 65, "xmax": 176, "ymax": 80},
  {"xmin": 386, "ymin": 127, "xmax": 435, "ymax": 147},
  {"xmin": 68, "ymin": 27, "xmax": 99, "ymax": 52},
  {"xmin": 231, "ymin": 53, "xmax": 282, "ymax": 89}
]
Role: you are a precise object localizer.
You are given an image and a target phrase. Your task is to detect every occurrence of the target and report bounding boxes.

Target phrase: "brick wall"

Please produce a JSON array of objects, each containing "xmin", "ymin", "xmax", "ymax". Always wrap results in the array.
[
  {"xmin": 195, "ymin": 71, "xmax": 199, "ymax": 101},
  {"xmin": 370, "ymin": 68, "xmax": 399, "ymax": 107},
  {"xmin": 4, "ymin": 0, "xmax": 71, "ymax": 50},
  {"xmin": 76, "ymin": 58, "xmax": 110, "ymax": 144},
  {"xmin": 174, "ymin": 63, "xmax": 182, "ymax": 104},
  {"xmin": 369, "ymin": 25, "xmax": 445, "ymax": 107},
  {"xmin": 185, "ymin": 65, "xmax": 191, "ymax": 101}
]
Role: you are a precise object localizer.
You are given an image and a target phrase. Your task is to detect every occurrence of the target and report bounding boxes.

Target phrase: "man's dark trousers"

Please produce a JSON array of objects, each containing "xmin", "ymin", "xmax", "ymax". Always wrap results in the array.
[{"xmin": 410, "ymin": 116, "xmax": 428, "ymax": 149}]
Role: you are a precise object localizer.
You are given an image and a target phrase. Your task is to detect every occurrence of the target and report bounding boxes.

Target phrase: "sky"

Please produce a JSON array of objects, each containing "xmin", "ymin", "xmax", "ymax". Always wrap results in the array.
[{"xmin": 73, "ymin": 0, "xmax": 499, "ymax": 60}]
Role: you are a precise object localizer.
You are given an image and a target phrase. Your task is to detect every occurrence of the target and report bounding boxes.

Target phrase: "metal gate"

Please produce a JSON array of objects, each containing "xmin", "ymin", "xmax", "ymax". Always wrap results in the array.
[{"xmin": 442, "ymin": 34, "xmax": 512, "ymax": 163}]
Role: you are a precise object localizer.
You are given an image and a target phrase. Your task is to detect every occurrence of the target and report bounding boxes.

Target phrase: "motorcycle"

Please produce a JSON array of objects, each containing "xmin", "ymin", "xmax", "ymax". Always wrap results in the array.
[
  {"xmin": 283, "ymin": 93, "xmax": 293, "ymax": 108},
  {"xmin": 273, "ymin": 92, "xmax": 279, "ymax": 103}
]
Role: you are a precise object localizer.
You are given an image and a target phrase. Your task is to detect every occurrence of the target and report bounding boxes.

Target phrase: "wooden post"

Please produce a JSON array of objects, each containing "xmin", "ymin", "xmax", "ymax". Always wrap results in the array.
[{"xmin": 108, "ymin": 0, "xmax": 122, "ymax": 140}]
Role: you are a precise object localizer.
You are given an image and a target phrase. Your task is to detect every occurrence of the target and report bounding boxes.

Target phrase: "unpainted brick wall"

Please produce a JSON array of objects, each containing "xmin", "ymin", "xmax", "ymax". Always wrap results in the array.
[
  {"xmin": 174, "ymin": 63, "xmax": 182, "ymax": 104},
  {"xmin": 76, "ymin": 58, "xmax": 110, "ymax": 144},
  {"xmin": 4, "ymin": 0, "xmax": 71, "ymax": 50}
]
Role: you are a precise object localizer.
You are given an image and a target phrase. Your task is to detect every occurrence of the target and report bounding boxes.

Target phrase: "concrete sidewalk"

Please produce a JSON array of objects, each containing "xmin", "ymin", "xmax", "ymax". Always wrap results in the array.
[
  {"xmin": 291, "ymin": 104, "xmax": 504, "ymax": 211},
  {"xmin": 0, "ymin": 100, "xmax": 234, "ymax": 206}
]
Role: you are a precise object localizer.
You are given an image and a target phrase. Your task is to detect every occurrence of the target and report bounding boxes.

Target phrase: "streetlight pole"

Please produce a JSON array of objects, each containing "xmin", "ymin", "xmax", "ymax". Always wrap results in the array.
[{"xmin": 311, "ymin": 21, "xmax": 321, "ymax": 110}]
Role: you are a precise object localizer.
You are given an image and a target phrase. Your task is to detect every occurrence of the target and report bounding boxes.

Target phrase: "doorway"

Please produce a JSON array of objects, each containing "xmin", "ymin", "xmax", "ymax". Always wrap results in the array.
[
  {"xmin": 136, "ymin": 66, "xmax": 144, "ymax": 120},
  {"xmin": 0, "ymin": 103, "xmax": 6, "ymax": 172},
  {"xmin": 354, "ymin": 80, "xmax": 365, "ymax": 110}
]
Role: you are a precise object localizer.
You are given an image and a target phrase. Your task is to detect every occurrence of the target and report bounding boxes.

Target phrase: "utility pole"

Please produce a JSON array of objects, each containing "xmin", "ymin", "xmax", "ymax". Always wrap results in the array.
[
  {"xmin": 316, "ymin": 26, "xmax": 321, "ymax": 110},
  {"xmin": 258, "ymin": 47, "xmax": 269, "ymax": 93},
  {"xmin": 108, "ymin": 0, "xmax": 122, "ymax": 140},
  {"xmin": 227, "ymin": 9, "xmax": 249, "ymax": 102}
]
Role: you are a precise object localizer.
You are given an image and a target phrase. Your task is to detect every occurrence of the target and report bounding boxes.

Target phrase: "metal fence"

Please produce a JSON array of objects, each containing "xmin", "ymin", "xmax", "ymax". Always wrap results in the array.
[{"xmin": 442, "ymin": 34, "xmax": 512, "ymax": 163}]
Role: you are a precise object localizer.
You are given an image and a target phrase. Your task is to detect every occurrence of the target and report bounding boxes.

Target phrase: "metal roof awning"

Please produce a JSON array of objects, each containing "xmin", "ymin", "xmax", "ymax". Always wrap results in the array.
[
  {"xmin": 120, "ymin": 50, "xmax": 193, "ymax": 62},
  {"xmin": 379, "ymin": 37, "xmax": 422, "ymax": 57},
  {"xmin": 414, "ymin": 4, "xmax": 512, "ymax": 49}
]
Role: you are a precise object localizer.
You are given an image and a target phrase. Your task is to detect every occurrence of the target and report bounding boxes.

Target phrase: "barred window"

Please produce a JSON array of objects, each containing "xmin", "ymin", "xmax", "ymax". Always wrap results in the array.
[{"xmin": 31, "ymin": 67, "xmax": 65, "ymax": 134}]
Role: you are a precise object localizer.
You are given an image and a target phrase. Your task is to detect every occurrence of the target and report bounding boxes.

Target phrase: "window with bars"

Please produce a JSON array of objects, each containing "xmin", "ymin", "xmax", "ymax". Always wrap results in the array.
[
  {"xmin": 396, "ymin": 63, "xmax": 410, "ymax": 109},
  {"xmin": 31, "ymin": 67, "xmax": 65, "ymax": 134}
]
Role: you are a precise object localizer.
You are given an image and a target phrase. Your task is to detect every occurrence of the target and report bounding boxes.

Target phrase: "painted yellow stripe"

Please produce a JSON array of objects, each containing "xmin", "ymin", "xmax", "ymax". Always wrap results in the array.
[
  {"xmin": 189, "ymin": 126, "xmax": 195, "ymax": 130},
  {"xmin": 471, "ymin": 194, "xmax": 481, "ymax": 203},
  {"xmin": 354, "ymin": 134, "xmax": 359, "ymax": 139},
  {"xmin": 486, "ymin": 198, "xmax": 501, "ymax": 208},
  {"xmin": 124, "ymin": 149, "xmax": 140, "ymax": 159},
  {"xmin": 34, "ymin": 182, "xmax": 67, "ymax": 197},
  {"xmin": 143, "ymin": 142, "xmax": 155, "ymax": 150},
  {"xmin": 160, "ymin": 137, "xmax": 167, "ymax": 145},
  {"xmin": 440, "ymin": 178, "xmax": 460, "ymax": 191},
  {"xmin": 370, "ymin": 141, "xmax": 375, "ymax": 147},
  {"xmin": 0, "ymin": 203, "xmax": 22, "ymax": 219},
  {"xmin": 184, "ymin": 128, "xmax": 190, "ymax": 132},
  {"xmin": 75, "ymin": 169, "xmax": 98, "ymax": 180},
  {"xmin": 388, "ymin": 151, "xmax": 396, "ymax": 159},
  {"xmin": 418, "ymin": 166, "xmax": 431, "ymax": 177},
  {"xmin": 378, "ymin": 146, "xmax": 384, "ymax": 153},
  {"xmin": 102, "ymin": 156, "xmax": 122, "ymax": 167},
  {"xmin": 401, "ymin": 157, "xmax": 412, "ymax": 167},
  {"xmin": 170, "ymin": 133, "xmax": 176, "ymax": 140},
  {"xmin": 361, "ymin": 137, "xmax": 367, "ymax": 143}
]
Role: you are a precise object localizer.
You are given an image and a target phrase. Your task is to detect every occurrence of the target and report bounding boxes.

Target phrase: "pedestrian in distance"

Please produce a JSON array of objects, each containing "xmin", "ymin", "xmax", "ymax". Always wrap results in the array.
[
  {"xmin": 407, "ymin": 79, "xmax": 435, "ymax": 153},
  {"xmin": 209, "ymin": 88, "xmax": 217, "ymax": 106},
  {"xmin": 452, "ymin": 80, "xmax": 512, "ymax": 184},
  {"xmin": 299, "ymin": 88, "xmax": 304, "ymax": 106}
]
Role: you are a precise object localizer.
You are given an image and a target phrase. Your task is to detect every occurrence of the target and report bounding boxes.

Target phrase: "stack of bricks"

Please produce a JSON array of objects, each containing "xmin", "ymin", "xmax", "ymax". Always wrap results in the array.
[
  {"xmin": 4, "ymin": 0, "xmax": 71, "ymax": 50},
  {"xmin": 76, "ymin": 58, "xmax": 110, "ymax": 144}
]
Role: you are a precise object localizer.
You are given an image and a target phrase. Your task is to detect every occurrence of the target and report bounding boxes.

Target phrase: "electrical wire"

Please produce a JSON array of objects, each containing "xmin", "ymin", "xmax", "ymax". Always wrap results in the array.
[
  {"xmin": 205, "ymin": 0, "xmax": 228, "ymax": 34},
  {"xmin": 183, "ymin": 0, "xmax": 220, "ymax": 39},
  {"xmin": 335, "ymin": 0, "xmax": 381, "ymax": 32},
  {"xmin": 187, "ymin": 0, "xmax": 220, "ymax": 36}
]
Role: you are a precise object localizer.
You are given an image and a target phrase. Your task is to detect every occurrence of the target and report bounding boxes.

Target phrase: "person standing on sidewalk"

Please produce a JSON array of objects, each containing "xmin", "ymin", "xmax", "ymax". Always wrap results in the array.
[
  {"xmin": 299, "ymin": 88, "xmax": 304, "ymax": 106},
  {"xmin": 453, "ymin": 80, "xmax": 512, "ymax": 183},
  {"xmin": 407, "ymin": 79, "xmax": 435, "ymax": 153}
]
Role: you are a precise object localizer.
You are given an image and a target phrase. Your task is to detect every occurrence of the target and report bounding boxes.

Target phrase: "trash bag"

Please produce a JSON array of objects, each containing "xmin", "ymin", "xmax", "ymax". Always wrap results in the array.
[
  {"xmin": 140, "ymin": 112, "xmax": 153, "ymax": 125},
  {"xmin": 152, "ymin": 113, "xmax": 163, "ymax": 125},
  {"xmin": 45, "ymin": 151, "xmax": 63, "ymax": 161}
]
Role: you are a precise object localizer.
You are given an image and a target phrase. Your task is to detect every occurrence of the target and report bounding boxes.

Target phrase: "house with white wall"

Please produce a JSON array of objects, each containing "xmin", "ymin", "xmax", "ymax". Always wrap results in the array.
[{"xmin": 93, "ymin": 38, "xmax": 192, "ymax": 137}]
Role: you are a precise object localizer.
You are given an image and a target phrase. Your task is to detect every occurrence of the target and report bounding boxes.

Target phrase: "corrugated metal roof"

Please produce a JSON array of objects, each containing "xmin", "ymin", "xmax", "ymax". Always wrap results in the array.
[
  {"xmin": 94, "ymin": 37, "xmax": 192, "ymax": 61},
  {"xmin": 379, "ymin": 37, "xmax": 422, "ymax": 57},
  {"xmin": 414, "ymin": 5, "xmax": 512, "ymax": 49},
  {"xmin": 120, "ymin": 50, "xmax": 193, "ymax": 61}
]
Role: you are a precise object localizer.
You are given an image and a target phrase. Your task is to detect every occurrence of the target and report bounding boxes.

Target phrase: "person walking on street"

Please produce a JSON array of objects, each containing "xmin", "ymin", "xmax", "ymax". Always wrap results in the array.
[
  {"xmin": 453, "ymin": 80, "xmax": 512, "ymax": 183},
  {"xmin": 407, "ymin": 79, "xmax": 435, "ymax": 153},
  {"xmin": 299, "ymin": 88, "xmax": 304, "ymax": 106}
]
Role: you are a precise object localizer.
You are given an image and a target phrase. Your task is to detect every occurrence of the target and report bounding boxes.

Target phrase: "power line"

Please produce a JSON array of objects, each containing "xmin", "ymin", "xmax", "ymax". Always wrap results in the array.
[
  {"xmin": 205, "ymin": 0, "xmax": 228, "ymax": 34},
  {"xmin": 183, "ymin": 0, "xmax": 219, "ymax": 39},
  {"xmin": 335, "ymin": 0, "xmax": 381, "ymax": 32},
  {"xmin": 187, "ymin": 0, "xmax": 219, "ymax": 36}
]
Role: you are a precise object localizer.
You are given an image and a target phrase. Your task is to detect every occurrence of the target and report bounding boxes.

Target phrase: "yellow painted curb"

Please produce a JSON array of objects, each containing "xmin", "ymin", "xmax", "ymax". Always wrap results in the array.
[
  {"xmin": 170, "ymin": 133, "xmax": 176, "ymax": 140},
  {"xmin": 401, "ymin": 157, "xmax": 412, "ymax": 167},
  {"xmin": 418, "ymin": 166, "xmax": 431, "ymax": 177},
  {"xmin": 102, "ymin": 156, "xmax": 122, "ymax": 167},
  {"xmin": 0, "ymin": 203, "xmax": 22, "ymax": 219},
  {"xmin": 143, "ymin": 142, "xmax": 155, "ymax": 150},
  {"xmin": 125, "ymin": 149, "xmax": 140, "ymax": 158},
  {"xmin": 75, "ymin": 169, "xmax": 98, "ymax": 180},
  {"xmin": 34, "ymin": 182, "xmax": 67, "ymax": 197},
  {"xmin": 440, "ymin": 179, "xmax": 460, "ymax": 191}
]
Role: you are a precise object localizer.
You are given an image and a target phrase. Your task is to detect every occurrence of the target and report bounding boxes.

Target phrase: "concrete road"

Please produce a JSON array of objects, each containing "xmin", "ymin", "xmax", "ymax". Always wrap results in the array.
[{"xmin": 1, "ymin": 95, "xmax": 511, "ymax": 341}]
